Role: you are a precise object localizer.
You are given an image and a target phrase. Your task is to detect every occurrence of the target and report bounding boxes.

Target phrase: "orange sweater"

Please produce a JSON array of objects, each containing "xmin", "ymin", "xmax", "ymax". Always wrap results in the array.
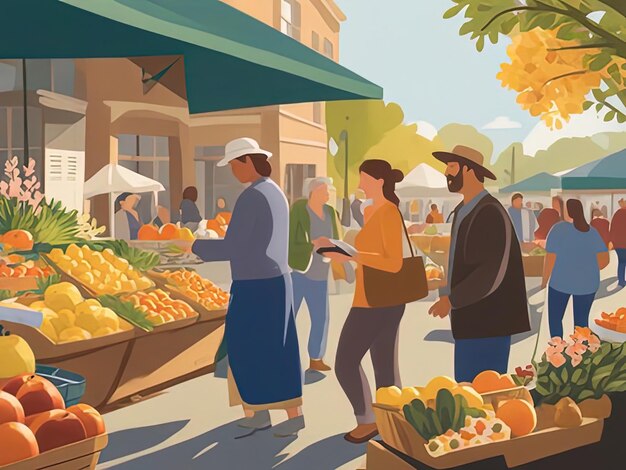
[{"xmin": 353, "ymin": 202, "xmax": 404, "ymax": 308}]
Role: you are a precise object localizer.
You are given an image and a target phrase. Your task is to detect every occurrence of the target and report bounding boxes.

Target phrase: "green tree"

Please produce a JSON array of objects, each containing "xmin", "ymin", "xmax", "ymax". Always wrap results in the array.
[
  {"xmin": 326, "ymin": 100, "xmax": 404, "ymax": 196},
  {"xmin": 445, "ymin": 0, "xmax": 626, "ymax": 123},
  {"xmin": 366, "ymin": 123, "xmax": 443, "ymax": 177},
  {"xmin": 436, "ymin": 123, "xmax": 495, "ymax": 162}
]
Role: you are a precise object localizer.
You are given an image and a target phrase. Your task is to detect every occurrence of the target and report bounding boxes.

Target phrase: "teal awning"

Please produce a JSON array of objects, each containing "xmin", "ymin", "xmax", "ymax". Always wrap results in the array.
[
  {"xmin": 561, "ymin": 149, "xmax": 626, "ymax": 190},
  {"xmin": 500, "ymin": 172, "xmax": 561, "ymax": 194},
  {"xmin": 0, "ymin": 0, "xmax": 382, "ymax": 113}
]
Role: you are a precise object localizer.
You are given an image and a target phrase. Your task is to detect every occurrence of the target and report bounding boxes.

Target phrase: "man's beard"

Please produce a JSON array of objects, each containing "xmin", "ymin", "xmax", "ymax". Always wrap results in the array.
[{"xmin": 447, "ymin": 171, "xmax": 464, "ymax": 193}]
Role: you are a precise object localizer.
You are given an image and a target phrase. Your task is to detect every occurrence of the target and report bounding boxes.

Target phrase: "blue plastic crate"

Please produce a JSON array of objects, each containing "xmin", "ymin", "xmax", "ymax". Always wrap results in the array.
[{"xmin": 35, "ymin": 365, "xmax": 86, "ymax": 407}]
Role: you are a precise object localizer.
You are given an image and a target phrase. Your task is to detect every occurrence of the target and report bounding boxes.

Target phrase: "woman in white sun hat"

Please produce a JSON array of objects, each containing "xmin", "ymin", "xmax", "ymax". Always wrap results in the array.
[{"xmin": 192, "ymin": 137, "xmax": 304, "ymax": 438}]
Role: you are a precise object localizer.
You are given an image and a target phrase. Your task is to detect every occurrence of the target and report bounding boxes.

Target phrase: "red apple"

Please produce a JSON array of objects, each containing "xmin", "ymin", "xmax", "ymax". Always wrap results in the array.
[
  {"xmin": 16, "ymin": 376, "xmax": 65, "ymax": 416},
  {"xmin": 28, "ymin": 410, "xmax": 86, "ymax": 452}
]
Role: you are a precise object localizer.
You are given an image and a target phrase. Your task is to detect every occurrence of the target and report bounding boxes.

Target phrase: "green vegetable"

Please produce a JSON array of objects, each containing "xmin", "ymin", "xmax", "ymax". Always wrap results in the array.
[
  {"xmin": 435, "ymin": 389, "xmax": 456, "ymax": 431},
  {"xmin": 98, "ymin": 294, "xmax": 154, "ymax": 332},
  {"xmin": 428, "ymin": 441, "xmax": 440, "ymax": 452},
  {"xmin": 426, "ymin": 407, "xmax": 444, "ymax": 436},
  {"xmin": 404, "ymin": 401, "xmax": 434, "ymax": 441},
  {"xmin": 91, "ymin": 240, "xmax": 160, "ymax": 271},
  {"xmin": 452, "ymin": 394, "xmax": 467, "ymax": 430},
  {"xmin": 465, "ymin": 407, "xmax": 487, "ymax": 419},
  {"xmin": 449, "ymin": 439, "xmax": 460, "ymax": 450},
  {"xmin": 492, "ymin": 422, "xmax": 503, "ymax": 433},
  {"xmin": 0, "ymin": 290, "xmax": 13, "ymax": 301},
  {"xmin": 0, "ymin": 197, "xmax": 81, "ymax": 246}
]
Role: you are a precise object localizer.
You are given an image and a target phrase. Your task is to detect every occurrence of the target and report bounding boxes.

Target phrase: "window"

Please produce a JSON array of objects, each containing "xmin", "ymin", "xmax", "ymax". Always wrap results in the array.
[
  {"xmin": 280, "ymin": 0, "xmax": 301, "ymax": 40},
  {"xmin": 323, "ymin": 38, "xmax": 334, "ymax": 60},
  {"xmin": 285, "ymin": 164, "xmax": 316, "ymax": 205},
  {"xmin": 0, "ymin": 106, "xmax": 43, "ymax": 175},
  {"xmin": 195, "ymin": 146, "xmax": 245, "ymax": 219},
  {"xmin": 312, "ymin": 31, "xmax": 320, "ymax": 51},
  {"xmin": 118, "ymin": 134, "xmax": 170, "ymax": 223},
  {"xmin": 0, "ymin": 59, "xmax": 75, "ymax": 96},
  {"xmin": 312, "ymin": 102, "xmax": 322, "ymax": 124}
]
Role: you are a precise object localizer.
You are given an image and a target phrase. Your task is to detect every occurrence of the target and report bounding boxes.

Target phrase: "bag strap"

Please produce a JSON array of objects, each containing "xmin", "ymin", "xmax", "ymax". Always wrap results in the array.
[{"xmin": 397, "ymin": 208, "xmax": 416, "ymax": 258}]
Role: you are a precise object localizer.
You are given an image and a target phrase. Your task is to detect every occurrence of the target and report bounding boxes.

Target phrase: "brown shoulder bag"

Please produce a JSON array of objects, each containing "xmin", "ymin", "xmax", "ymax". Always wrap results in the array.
[{"xmin": 363, "ymin": 210, "xmax": 428, "ymax": 308}]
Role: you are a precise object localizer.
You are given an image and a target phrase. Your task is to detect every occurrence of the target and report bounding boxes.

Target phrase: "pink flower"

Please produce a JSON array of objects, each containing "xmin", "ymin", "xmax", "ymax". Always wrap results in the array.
[
  {"xmin": 548, "ymin": 351, "xmax": 566, "ymax": 368},
  {"xmin": 547, "ymin": 337, "xmax": 568, "ymax": 354}
]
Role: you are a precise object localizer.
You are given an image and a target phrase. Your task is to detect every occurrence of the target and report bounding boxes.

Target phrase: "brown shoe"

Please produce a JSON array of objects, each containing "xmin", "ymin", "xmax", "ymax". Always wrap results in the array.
[
  {"xmin": 309, "ymin": 359, "xmax": 332, "ymax": 372},
  {"xmin": 344, "ymin": 424, "xmax": 379, "ymax": 444}
]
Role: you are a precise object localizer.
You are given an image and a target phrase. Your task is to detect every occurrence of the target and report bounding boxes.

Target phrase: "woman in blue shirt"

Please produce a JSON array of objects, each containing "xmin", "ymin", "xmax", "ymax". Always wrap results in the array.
[
  {"xmin": 542, "ymin": 199, "xmax": 610, "ymax": 338},
  {"xmin": 192, "ymin": 138, "xmax": 304, "ymax": 438}
]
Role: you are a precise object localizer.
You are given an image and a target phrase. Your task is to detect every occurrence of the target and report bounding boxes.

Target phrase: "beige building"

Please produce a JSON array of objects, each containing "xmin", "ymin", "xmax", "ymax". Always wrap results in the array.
[{"xmin": 0, "ymin": 0, "xmax": 347, "ymax": 234}]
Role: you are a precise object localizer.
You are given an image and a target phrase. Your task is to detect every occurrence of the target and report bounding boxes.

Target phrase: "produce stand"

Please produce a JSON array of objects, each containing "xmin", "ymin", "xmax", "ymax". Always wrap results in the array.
[
  {"xmin": 107, "ymin": 309, "xmax": 226, "ymax": 404},
  {"xmin": 410, "ymin": 235, "xmax": 450, "ymax": 270},
  {"xmin": 372, "ymin": 404, "xmax": 604, "ymax": 469},
  {"xmin": 0, "ymin": 433, "xmax": 108, "ymax": 470}
]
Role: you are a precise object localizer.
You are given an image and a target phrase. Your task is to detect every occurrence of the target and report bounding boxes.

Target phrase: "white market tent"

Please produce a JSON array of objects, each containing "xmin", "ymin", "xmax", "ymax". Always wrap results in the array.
[
  {"xmin": 396, "ymin": 163, "xmax": 450, "ymax": 197},
  {"xmin": 83, "ymin": 163, "xmax": 165, "ymax": 236}
]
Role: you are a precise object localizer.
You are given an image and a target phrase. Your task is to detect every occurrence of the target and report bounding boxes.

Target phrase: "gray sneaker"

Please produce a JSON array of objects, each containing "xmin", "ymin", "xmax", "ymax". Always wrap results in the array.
[
  {"xmin": 237, "ymin": 410, "xmax": 271, "ymax": 429},
  {"xmin": 273, "ymin": 415, "xmax": 305, "ymax": 438}
]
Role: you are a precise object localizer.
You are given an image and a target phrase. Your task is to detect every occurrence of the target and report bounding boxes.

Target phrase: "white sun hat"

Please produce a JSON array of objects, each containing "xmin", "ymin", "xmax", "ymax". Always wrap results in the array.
[{"xmin": 217, "ymin": 137, "xmax": 273, "ymax": 167}]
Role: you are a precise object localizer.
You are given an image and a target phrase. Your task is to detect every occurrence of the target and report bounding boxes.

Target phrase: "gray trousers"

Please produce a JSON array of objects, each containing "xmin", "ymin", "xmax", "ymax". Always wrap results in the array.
[{"xmin": 335, "ymin": 305, "xmax": 405, "ymax": 424}]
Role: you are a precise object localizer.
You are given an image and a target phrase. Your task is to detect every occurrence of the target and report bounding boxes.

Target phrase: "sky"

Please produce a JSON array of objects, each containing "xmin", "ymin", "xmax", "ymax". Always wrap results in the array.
[{"xmin": 332, "ymin": 0, "xmax": 574, "ymax": 159}]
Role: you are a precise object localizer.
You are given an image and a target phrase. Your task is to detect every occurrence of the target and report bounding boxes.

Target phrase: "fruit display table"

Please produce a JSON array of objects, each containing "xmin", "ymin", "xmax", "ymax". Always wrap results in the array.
[{"xmin": 106, "ymin": 310, "xmax": 225, "ymax": 405}]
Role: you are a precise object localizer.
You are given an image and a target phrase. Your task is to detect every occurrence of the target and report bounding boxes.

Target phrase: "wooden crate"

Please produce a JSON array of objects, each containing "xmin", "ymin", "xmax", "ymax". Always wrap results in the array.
[
  {"xmin": 373, "ymin": 404, "xmax": 604, "ymax": 469},
  {"xmin": 522, "ymin": 255, "xmax": 545, "ymax": 277},
  {"xmin": 0, "ymin": 434, "xmax": 108, "ymax": 470}
]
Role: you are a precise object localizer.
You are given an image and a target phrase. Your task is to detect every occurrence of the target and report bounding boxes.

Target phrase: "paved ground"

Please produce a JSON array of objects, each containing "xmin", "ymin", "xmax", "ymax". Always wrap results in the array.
[{"xmin": 97, "ymin": 254, "xmax": 625, "ymax": 470}]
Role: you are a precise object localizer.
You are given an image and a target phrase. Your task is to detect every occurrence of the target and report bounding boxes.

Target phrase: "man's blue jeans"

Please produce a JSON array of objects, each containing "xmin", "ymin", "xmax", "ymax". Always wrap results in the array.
[
  {"xmin": 292, "ymin": 272, "xmax": 329, "ymax": 360},
  {"xmin": 454, "ymin": 336, "xmax": 511, "ymax": 383},
  {"xmin": 616, "ymin": 249, "xmax": 626, "ymax": 286},
  {"xmin": 548, "ymin": 287, "xmax": 595, "ymax": 339}
]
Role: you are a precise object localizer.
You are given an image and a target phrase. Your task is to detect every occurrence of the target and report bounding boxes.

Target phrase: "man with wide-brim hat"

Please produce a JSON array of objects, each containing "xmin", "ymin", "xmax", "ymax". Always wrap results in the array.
[{"xmin": 428, "ymin": 145, "xmax": 530, "ymax": 383}]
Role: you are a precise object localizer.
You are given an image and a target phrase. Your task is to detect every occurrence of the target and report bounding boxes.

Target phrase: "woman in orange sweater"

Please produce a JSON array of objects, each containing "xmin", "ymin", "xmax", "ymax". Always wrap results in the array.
[{"xmin": 320, "ymin": 159, "xmax": 405, "ymax": 444}]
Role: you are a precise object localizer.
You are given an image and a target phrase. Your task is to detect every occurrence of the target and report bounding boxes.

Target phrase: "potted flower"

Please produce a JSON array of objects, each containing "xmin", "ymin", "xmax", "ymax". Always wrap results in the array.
[{"xmin": 532, "ymin": 327, "xmax": 625, "ymax": 424}]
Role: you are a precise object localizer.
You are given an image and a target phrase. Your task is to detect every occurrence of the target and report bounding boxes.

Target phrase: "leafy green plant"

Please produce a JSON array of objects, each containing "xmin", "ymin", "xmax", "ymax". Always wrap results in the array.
[
  {"xmin": 0, "ymin": 196, "xmax": 81, "ymax": 246},
  {"xmin": 98, "ymin": 294, "xmax": 154, "ymax": 332},
  {"xmin": 534, "ymin": 327, "xmax": 626, "ymax": 404},
  {"xmin": 0, "ymin": 289, "xmax": 14, "ymax": 301}
]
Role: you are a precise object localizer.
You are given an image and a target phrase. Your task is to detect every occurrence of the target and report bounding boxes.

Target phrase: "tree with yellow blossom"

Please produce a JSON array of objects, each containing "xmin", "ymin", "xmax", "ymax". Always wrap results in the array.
[{"xmin": 445, "ymin": 0, "xmax": 626, "ymax": 127}]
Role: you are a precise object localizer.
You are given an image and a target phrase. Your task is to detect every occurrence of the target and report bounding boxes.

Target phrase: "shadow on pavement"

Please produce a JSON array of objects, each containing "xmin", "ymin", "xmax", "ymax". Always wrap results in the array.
[
  {"xmin": 100, "ymin": 420, "xmax": 190, "ymax": 463},
  {"xmin": 304, "ymin": 370, "xmax": 326, "ymax": 385},
  {"xmin": 275, "ymin": 434, "xmax": 366, "ymax": 469},
  {"xmin": 423, "ymin": 329, "xmax": 454, "ymax": 344},
  {"xmin": 108, "ymin": 423, "xmax": 364, "ymax": 470}
]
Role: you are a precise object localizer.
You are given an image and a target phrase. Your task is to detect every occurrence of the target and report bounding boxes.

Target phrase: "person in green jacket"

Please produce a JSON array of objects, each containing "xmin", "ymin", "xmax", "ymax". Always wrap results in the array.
[{"xmin": 289, "ymin": 178, "xmax": 341, "ymax": 372}]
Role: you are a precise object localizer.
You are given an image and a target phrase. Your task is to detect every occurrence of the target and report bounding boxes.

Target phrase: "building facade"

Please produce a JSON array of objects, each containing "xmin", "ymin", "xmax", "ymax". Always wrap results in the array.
[{"xmin": 0, "ymin": 0, "xmax": 344, "ymax": 235}]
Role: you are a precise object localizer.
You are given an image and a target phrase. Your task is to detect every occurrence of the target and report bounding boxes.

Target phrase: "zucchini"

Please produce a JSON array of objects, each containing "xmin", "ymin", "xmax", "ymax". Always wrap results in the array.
[
  {"xmin": 436, "ymin": 389, "xmax": 455, "ymax": 432},
  {"xmin": 426, "ymin": 407, "xmax": 443, "ymax": 436},
  {"xmin": 452, "ymin": 394, "xmax": 466, "ymax": 430},
  {"xmin": 404, "ymin": 401, "xmax": 435, "ymax": 441}
]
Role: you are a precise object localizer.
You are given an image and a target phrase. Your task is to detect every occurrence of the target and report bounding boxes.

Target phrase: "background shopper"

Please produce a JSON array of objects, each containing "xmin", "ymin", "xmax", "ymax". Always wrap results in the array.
[{"xmin": 543, "ymin": 199, "xmax": 610, "ymax": 338}]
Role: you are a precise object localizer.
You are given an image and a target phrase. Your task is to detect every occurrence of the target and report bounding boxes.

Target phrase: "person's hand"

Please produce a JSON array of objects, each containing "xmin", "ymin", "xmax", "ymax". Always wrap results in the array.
[
  {"xmin": 428, "ymin": 296, "xmax": 451, "ymax": 319},
  {"xmin": 312, "ymin": 237, "xmax": 333, "ymax": 250},
  {"xmin": 322, "ymin": 252, "xmax": 352, "ymax": 264}
]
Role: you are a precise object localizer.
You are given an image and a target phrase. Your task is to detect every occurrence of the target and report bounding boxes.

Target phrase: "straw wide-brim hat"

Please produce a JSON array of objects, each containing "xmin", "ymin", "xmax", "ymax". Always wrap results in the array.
[
  {"xmin": 433, "ymin": 145, "xmax": 497, "ymax": 180},
  {"xmin": 218, "ymin": 137, "xmax": 272, "ymax": 167}
]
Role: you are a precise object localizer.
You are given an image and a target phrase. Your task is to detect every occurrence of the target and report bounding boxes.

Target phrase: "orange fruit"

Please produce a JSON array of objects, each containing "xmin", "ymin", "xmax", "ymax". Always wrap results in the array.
[
  {"xmin": 159, "ymin": 223, "xmax": 178, "ymax": 240},
  {"xmin": 0, "ymin": 422, "xmax": 39, "ymax": 465},
  {"xmin": 138, "ymin": 225, "xmax": 159, "ymax": 241},
  {"xmin": 472, "ymin": 370, "xmax": 503, "ymax": 394},
  {"xmin": 66, "ymin": 404, "xmax": 105, "ymax": 438},
  {"xmin": 0, "ymin": 390, "xmax": 25, "ymax": 424},
  {"xmin": 496, "ymin": 399, "xmax": 537, "ymax": 437},
  {"xmin": 1, "ymin": 230, "xmax": 34, "ymax": 251},
  {"xmin": 498, "ymin": 375, "xmax": 516, "ymax": 390}
]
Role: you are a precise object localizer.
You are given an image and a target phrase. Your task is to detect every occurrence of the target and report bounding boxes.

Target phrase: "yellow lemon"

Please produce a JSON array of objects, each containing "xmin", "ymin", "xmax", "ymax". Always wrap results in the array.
[
  {"xmin": 49, "ymin": 248, "xmax": 64, "ymax": 261},
  {"xmin": 452, "ymin": 385, "xmax": 484, "ymax": 408},
  {"xmin": 75, "ymin": 309, "xmax": 103, "ymax": 334},
  {"xmin": 80, "ymin": 245, "xmax": 93, "ymax": 258},
  {"xmin": 93, "ymin": 326, "xmax": 116, "ymax": 338},
  {"xmin": 376, "ymin": 386, "xmax": 403, "ymax": 407},
  {"xmin": 98, "ymin": 308, "xmax": 120, "ymax": 331},
  {"xmin": 102, "ymin": 248, "xmax": 117, "ymax": 262},
  {"xmin": 73, "ymin": 260, "xmax": 91, "ymax": 276},
  {"xmin": 423, "ymin": 375, "xmax": 457, "ymax": 398},
  {"xmin": 135, "ymin": 277, "xmax": 152, "ymax": 290},
  {"xmin": 66, "ymin": 243, "xmax": 83, "ymax": 260},
  {"xmin": 59, "ymin": 327, "xmax": 92, "ymax": 342},
  {"xmin": 44, "ymin": 283, "xmax": 83, "ymax": 312},
  {"xmin": 51, "ymin": 309, "xmax": 77, "ymax": 334},
  {"xmin": 40, "ymin": 308, "xmax": 58, "ymax": 320},
  {"xmin": 29, "ymin": 301, "xmax": 47, "ymax": 310},
  {"xmin": 39, "ymin": 318, "xmax": 58, "ymax": 343},
  {"xmin": 179, "ymin": 228, "xmax": 195, "ymax": 241},
  {"xmin": 401, "ymin": 387, "xmax": 423, "ymax": 406},
  {"xmin": 113, "ymin": 257, "xmax": 130, "ymax": 272}
]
